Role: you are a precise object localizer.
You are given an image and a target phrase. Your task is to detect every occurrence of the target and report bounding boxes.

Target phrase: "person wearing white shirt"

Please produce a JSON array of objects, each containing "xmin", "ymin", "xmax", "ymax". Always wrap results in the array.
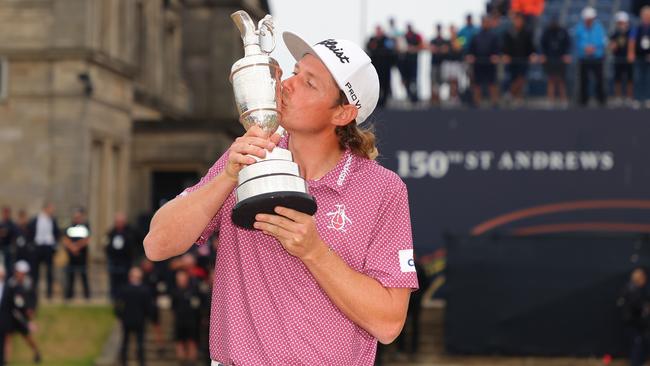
[{"xmin": 27, "ymin": 203, "xmax": 60, "ymax": 300}]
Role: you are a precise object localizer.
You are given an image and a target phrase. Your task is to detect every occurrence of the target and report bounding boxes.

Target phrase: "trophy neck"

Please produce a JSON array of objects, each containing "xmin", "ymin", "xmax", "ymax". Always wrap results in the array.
[
  {"xmin": 244, "ymin": 44, "xmax": 262, "ymax": 56},
  {"xmin": 231, "ymin": 11, "xmax": 263, "ymax": 56}
]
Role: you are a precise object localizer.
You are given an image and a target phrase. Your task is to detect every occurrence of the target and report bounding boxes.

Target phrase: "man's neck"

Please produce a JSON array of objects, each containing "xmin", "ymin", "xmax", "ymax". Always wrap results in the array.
[{"xmin": 288, "ymin": 130, "xmax": 343, "ymax": 181}]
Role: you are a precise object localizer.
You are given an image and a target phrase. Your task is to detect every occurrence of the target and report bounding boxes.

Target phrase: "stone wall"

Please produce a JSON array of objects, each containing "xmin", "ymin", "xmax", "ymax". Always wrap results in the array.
[{"xmin": 0, "ymin": 0, "xmax": 267, "ymax": 258}]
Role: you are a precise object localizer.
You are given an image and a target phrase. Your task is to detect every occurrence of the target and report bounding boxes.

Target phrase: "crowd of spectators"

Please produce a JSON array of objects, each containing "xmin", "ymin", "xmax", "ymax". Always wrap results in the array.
[
  {"xmin": 366, "ymin": 3, "xmax": 650, "ymax": 109},
  {"xmin": 0, "ymin": 203, "xmax": 215, "ymax": 365}
]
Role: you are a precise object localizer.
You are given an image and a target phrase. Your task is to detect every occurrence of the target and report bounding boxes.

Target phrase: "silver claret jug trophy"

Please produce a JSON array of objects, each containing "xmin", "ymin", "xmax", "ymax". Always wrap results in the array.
[{"xmin": 229, "ymin": 10, "xmax": 317, "ymax": 229}]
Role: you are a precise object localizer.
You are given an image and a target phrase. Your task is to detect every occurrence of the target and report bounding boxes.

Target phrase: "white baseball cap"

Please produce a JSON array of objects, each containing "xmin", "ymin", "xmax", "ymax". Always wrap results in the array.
[
  {"xmin": 15, "ymin": 260, "xmax": 30, "ymax": 273},
  {"xmin": 615, "ymin": 11, "xmax": 629, "ymax": 23},
  {"xmin": 282, "ymin": 32, "xmax": 380, "ymax": 124},
  {"xmin": 582, "ymin": 7, "xmax": 597, "ymax": 20}
]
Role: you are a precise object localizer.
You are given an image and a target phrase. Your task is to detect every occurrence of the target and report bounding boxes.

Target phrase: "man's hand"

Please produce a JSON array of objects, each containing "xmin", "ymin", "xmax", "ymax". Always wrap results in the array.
[
  {"xmin": 224, "ymin": 125, "xmax": 282, "ymax": 183},
  {"xmin": 254, "ymin": 206, "xmax": 327, "ymax": 261}
]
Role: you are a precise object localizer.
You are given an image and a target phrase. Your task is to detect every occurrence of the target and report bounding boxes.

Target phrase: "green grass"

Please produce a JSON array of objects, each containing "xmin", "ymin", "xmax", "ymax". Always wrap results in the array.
[{"xmin": 7, "ymin": 304, "xmax": 116, "ymax": 366}]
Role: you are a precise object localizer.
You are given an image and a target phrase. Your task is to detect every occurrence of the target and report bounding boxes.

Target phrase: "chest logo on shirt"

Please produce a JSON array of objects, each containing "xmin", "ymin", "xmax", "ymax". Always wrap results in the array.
[{"xmin": 326, "ymin": 204, "xmax": 352, "ymax": 232}]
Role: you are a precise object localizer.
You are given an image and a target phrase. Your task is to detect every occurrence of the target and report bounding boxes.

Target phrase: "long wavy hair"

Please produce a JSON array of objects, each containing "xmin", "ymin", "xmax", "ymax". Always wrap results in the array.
[{"xmin": 333, "ymin": 90, "xmax": 378, "ymax": 160}]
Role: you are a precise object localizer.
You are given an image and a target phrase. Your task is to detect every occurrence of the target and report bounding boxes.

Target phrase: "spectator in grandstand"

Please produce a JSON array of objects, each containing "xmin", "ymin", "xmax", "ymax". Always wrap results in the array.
[
  {"xmin": 510, "ymin": 0, "xmax": 545, "ymax": 33},
  {"xmin": 574, "ymin": 7, "xmax": 607, "ymax": 107},
  {"xmin": 105, "ymin": 212, "xmax": 137, "ymax": 301},
  {"xmin": 458, "ymin": 14, "xmax": 479, "ymax": 53},
  {"xmin": 467, "ymin": 16, "xmax": 501, "ymax": 107},
  {"xmin": 0, "ymin": 207, "xmax": 15, "ymax": 274},
  {"xmin": 367, "ymin": 25, "xmax": 395, "ymax": 108},
  {"xmin": 610, "ymin": 11, "xmax": 635, "ymax": 106},
  {"xmin": 404, "ymin": 23, "xmax": 423, "ymax": 103},
  {"xmin": 490, "ymin": 0, "xmax": 511, "ymax": 16},
  {"xmin": 628, "ymin": 6, "xmax": 650, "ymax": 108},
  {"xmin": 502, "ymin": 12, "xmax": 536, "ymax": 106},
  {"xmin": 116, "ymin": 267, "xmax": 152, "ymax": 366},
  {"xmin": 29, "ymin": 202, "xmax": 59, "ymax": 301},
  {"xmin": 633, "ymin": 0, "xmax": 650, "ymax": 17},
  {"xmin": 388, "ymin": 17, "xmax": 407, "ymax": 99},
  {"xmin": 442, "ymin": 25, "xmax": 465, "ymax": 106},
  {"xmin": 5, "ymin": 261, "xmax": 41, "ymax": 364},
  {"xmin": 172, "ymin": 270, "xmax": 202, "ymax": 365},
  {"xmin": 540, "ymin": 17, "xmax": 571, "ymax": 107},
  {"xmin": 618, "ymin": 267, "xmax": 649, "ymax": 366},
  {"xmin": 490, "ymin": 6, "xmax": 513, "ymax": 39},
  {"xmin": 430, "ymin": 23, "xmax": 449, "ymax": 106},
  {"xmin": 63, "ymin": 207, "xmax": 91, "ymax": 300}
]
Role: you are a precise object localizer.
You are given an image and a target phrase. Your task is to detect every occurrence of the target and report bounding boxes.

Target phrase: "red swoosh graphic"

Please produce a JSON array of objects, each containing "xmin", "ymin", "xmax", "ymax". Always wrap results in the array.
[
  {"xmin": 471, "ymin": 200, "xmax": 650, "ymax": 236},
  {"xmin": 512, "ymin": 222, "xmax": 650, "ymax": 236}
]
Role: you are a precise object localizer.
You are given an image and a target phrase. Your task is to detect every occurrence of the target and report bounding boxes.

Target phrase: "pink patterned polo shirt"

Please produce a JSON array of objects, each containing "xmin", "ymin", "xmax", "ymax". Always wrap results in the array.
[{"xmin": 181, "ymin": 136, "xmax": 418, "ymax": 365}]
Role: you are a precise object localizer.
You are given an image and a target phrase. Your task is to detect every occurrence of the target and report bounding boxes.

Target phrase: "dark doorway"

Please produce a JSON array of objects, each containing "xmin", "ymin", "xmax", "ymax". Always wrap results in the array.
[{"xmin": 151, "ymin": 171, "xmax": 199, "ymax": 210}]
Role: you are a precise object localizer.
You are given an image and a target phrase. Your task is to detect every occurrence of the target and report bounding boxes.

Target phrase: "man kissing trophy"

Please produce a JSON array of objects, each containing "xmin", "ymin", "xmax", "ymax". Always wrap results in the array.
[{"xmin": 229, "ymin": 11, "xmax": 317, "ymax": 229}]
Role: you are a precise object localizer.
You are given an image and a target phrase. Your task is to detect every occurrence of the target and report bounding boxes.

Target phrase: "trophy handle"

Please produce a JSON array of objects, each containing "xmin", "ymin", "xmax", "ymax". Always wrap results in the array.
[{"xmin": 257, "ymin": 15, "xmax": 276, "ymax": 54}]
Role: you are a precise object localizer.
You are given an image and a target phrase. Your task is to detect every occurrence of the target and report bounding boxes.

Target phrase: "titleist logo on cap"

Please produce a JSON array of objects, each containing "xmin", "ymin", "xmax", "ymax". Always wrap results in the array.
[{"xmin": 316, "ymin": 39, "xmax": 350, "ymax": 64}]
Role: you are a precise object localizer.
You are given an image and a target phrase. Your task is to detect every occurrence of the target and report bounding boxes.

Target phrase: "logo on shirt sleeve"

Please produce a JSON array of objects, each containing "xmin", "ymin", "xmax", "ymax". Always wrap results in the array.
[{"xmin": 399, "ymin": 249, "xmax": 416, "ymax": 273}]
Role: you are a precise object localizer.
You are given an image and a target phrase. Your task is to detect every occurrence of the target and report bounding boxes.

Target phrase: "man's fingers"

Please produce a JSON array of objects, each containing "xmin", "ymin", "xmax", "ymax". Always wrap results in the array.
[
  {"xmin": 255, "ymin": 213, "xmax": 299, "ymax": 231},
  {"xmin": 236, "ymin": 137, "xmax": 276, "ymax": 151},
  {"xmin": 254, "ymin": 221, "xmax": 292, "ymax": 240},
  {"xmin": 246, "ymin": 126, "xmax": 278, "ymax": 148},
  {"xmin": 231, "ymin": 153, "xmax": 256, "ymax": 165},
  {"xmin": 270, "ymin": 133, "xmax": 282, "ymax": 145},
  {"xmin": 236, "ymin": 142, "xmax": 268, "ymax": 159},
  {"xmin": 273, "ymin": 206, "xmax": 307, "ymax": 222}
]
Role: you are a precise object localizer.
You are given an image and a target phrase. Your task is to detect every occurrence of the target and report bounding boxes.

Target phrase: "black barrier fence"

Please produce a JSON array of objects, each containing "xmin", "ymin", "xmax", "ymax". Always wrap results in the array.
[
  {"xmin": 445, "ymin": 233, "xmax": 650, "ymax": 356},
  {"xmin": 374, "ymin": 109, "xmax": 650, "ymax": 355}
]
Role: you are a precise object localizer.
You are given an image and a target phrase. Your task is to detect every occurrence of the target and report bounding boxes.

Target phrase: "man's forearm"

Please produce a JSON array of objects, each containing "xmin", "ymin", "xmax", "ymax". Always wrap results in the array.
[
  {"xmin": 144, "ymin": 172, "xmax": 236, "ymax": 261},
  {"xmin": 302, "ymin": 241, "xmax": 410, "ymax": 344}
]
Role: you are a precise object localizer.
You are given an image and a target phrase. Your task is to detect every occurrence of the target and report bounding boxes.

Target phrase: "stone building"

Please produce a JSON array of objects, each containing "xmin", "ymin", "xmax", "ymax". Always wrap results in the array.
[{"xmin": 0, "ymin": 0, "xmax": 269, "ymax": 258}]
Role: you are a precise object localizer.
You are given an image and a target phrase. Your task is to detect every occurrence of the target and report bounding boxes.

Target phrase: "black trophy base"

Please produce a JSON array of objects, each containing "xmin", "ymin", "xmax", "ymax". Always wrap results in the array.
[{"xmin": 232, "ymin": 191, "xmax": 317, "ymax": 229}]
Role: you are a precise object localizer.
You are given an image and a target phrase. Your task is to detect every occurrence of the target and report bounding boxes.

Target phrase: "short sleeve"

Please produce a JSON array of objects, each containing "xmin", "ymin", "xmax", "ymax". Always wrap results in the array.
[
  {"xmin": 362, "ymin": 178, "xmax": 419, "ymax": 289},
  {"xmin": 629, "ymin": 26, "xmax": 638, "ymax": 40},
  {"xmin": 178, "ymin": 149, "xmax": 231, "ymax": 245}
]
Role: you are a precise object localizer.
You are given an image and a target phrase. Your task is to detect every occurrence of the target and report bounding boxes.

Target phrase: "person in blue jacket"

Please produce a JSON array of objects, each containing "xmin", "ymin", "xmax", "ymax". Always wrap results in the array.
[{"xmin": 573, "ymin": 7, "xmax": 607, "ymax": 106}]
